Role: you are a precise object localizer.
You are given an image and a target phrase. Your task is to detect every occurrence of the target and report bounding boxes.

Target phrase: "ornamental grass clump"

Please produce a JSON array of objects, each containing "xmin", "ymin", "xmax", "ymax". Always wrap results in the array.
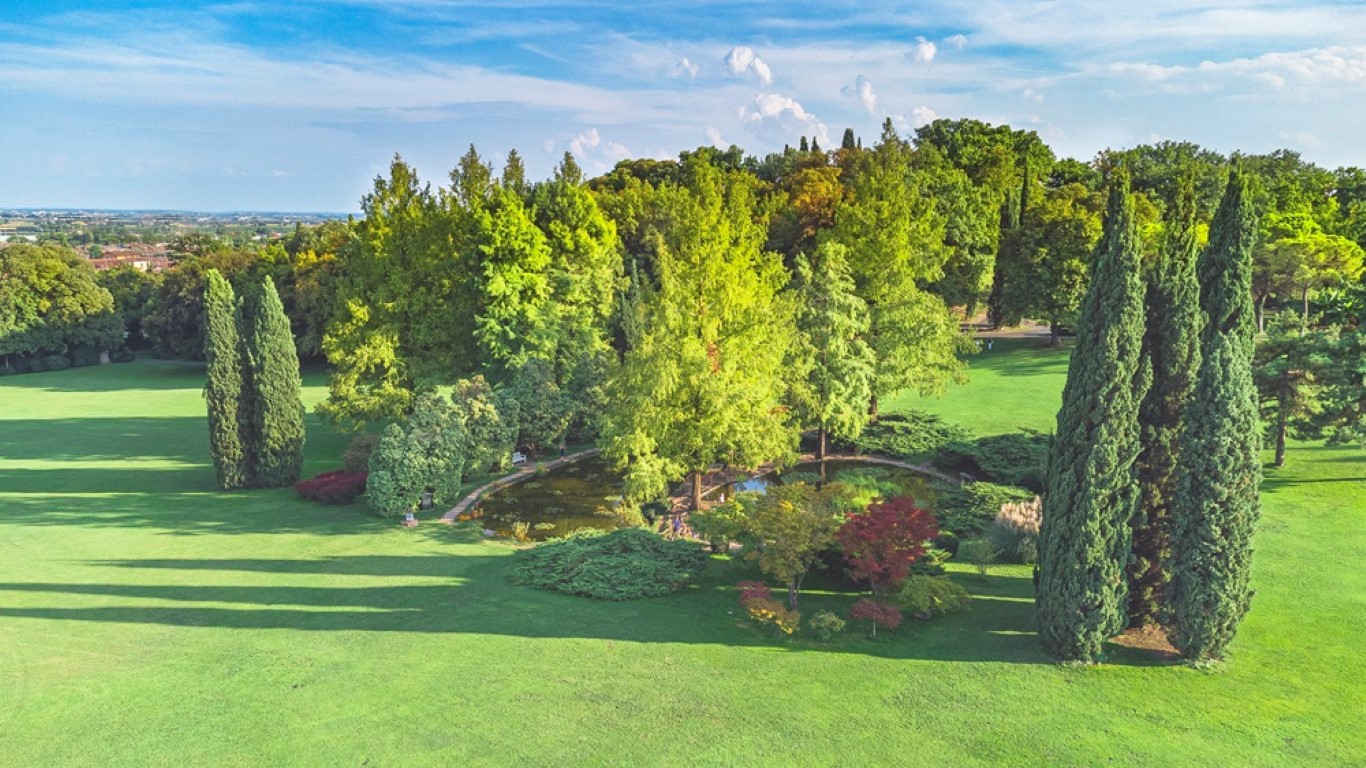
[{"xmin": 988, "ymin": 496, "xmax": 1043, "ymax": 564}]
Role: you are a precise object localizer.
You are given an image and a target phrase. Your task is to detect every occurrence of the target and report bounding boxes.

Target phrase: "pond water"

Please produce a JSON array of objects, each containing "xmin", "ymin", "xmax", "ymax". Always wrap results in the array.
[
  {"xmin": 475, "ymin": 457, "xmax": 939, "ymax": 541},
  {"xmin": 716, "ymin": 460, "xmax": 938, "ymax": 509},
  {"xmin": 471, "ymin": 456, "xmax": 627, "ymax": 541}
]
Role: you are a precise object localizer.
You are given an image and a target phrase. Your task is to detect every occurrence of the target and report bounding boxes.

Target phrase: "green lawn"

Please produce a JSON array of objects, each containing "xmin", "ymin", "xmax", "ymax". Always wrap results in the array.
[{"xmin": 1, "ymin": 355, "xmax": 1362, "ymax": 765}]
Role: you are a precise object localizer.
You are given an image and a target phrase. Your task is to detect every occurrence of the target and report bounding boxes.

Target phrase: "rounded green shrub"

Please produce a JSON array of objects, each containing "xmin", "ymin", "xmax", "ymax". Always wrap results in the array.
[
  {"xmin": 895, "ymin": 575, "xmax": 972, "ymax": 618},
  {"xmin": 509, "ymin": 528, "xmax": 709, "ymax": 600}
]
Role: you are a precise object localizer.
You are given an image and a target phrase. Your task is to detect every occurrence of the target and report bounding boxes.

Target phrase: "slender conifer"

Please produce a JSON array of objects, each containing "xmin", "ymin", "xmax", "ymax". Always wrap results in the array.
[
  {"xmin": 203, "ymin": 269, "xmax": 249, "ymax": 489},
  {"xmin": 245, "ymin": 277, "xmax": 306, "ymax": 486},
  {"xmin": 1036, "ymin": 171, "xmax": 1149, "ymax": 662},
  {"xmin": 1169, "ymin": 170, "xmax": 1261, "ymax": 661},
  {"xmin": 1128, "ymin": 175, "xmax": 1201, "ymax": 627}
]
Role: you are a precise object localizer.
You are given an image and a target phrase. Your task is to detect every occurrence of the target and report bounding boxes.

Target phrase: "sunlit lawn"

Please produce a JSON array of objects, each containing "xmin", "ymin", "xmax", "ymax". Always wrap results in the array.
[{"xmin": 1, "ymin": 354, "xmax": 1361, "ymax": 765}]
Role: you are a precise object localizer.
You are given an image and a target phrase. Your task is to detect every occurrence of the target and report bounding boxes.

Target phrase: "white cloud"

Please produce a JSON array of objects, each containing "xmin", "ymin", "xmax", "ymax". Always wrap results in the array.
[
  {"xmin": 677, "ymin": 56, "xmax": 699, "ymax": 78},
  {"xmin": 726, "ymin": 45, "xmax": 756, "ymax": 74},
  {"xmin": 911, "ymin": 106, "xmax": 939, "ymax": 128},
  {"xmin": 751, "ymin": 57, "xmax": 772, "ymax": 85},
  {"xmin": 542, "ymin": 138, "xmax": 556, "ymax": 153},
  {"xmin": 944, "ymin": 34, "xmax": 968, "ymax": 50},
  {"xmin": 1107, "ymin": 46, "xmax": 1366, "ymax": 94},
  {"xmin": 725, "ymin": 45, "xmax": 773, "ymax": 85},
  {"xmin": 1023, "ymin": 88, "xmax": 1043, "ymax": 103},
  {"xmin": 570, "ymin": 127, "xmax": 601, "ymax": 157},
  {"xmin": 705, "ymin": 126, "xmax": 727, "ymax": 149},
  {"xmin": 913, "ymin": 37, "xmax": 937, "ymax": 63},
  {"xmin": 738, "ymin": 92, "xmax": 828, "ymax": 146},
  {"xmin": 841, "ymin": 75, "xmax": 878, "ymax": 114}
]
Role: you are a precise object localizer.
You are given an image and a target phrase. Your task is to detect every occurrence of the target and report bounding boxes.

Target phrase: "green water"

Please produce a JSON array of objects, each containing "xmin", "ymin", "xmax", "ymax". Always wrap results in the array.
[
  {"xmin": 477, "ymin": 457, "xmax": 940, "ymax": 541},
  {"xmin": 473, "ymin": 456, "xmax": 627, "ymax": 540},
  {"xmin": 716, "ymin": 460, "xmax": 938, "ymax": 508}
]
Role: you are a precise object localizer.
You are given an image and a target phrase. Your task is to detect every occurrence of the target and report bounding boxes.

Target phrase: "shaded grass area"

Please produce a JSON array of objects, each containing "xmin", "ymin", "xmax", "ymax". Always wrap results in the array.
[{"xmin": 1, "ymin": 356, "xmax": 1363, "ymax": 765}]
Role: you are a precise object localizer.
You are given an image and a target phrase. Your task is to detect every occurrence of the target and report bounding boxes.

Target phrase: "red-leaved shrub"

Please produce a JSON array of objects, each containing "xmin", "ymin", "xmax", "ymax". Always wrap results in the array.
[
  {"xmin": 849, "ymin": 598, "xmax": 903, "ymax": 637},
  {"xmin": 737, "ymin": 581, "xmax": 773, "ymax": 607},
  {"xmin": 295, "ymin": 470, "xmax": 368, "ymax": 504},
  {"xmin": 837, "ymin": 496, "xmax": 939, "ymax": 596}
]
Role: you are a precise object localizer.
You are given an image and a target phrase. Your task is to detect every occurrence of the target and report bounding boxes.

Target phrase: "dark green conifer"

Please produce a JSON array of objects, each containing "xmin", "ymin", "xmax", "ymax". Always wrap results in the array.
[
  {"xmin": 1169, "ymin": 170, "xmax": 1261, "ymax": 661},
  {"xmin": 799, "ymin": 136, "xmax": 810, "ymax": 152},
  {"xmin": 245, "ymin": 276, "xmax": 306, "ymax": 486},
  {"xmin": 841, "ymin": 128, "xmax": 856, "ymax": 150},
  {"xmin": 1036, "ymin": 171, "xmax": 1149, "ymax": 662},
  {"xmin": 203, "ymin": 269, "xmax": 249, "ymax": 490},
  {"xmin": 1128, "ymin": 175, "xmax": 1201, "ymax": 627}
]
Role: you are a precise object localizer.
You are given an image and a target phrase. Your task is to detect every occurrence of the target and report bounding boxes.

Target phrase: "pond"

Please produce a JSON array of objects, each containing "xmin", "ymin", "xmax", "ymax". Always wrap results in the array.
[
  {"xmin": 471, "ymin": 456, "xmax": 627, "ymax": 541},
  {"xmin": 716, "ymin": 460, "xmax": 938, "ymax": 509},
  {"xmin": 474, "ymin": 457, "xmax": 940, "ymax": 541}
]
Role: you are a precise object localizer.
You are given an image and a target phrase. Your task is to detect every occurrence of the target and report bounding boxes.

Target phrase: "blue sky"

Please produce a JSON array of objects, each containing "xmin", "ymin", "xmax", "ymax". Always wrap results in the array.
[{"xmin": 2, "ymin": 1, "xmax": 1364, "ymax": 211}]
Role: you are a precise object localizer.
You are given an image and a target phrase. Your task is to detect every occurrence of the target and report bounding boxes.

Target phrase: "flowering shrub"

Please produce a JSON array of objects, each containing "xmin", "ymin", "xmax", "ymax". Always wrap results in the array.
[
  {"xmin": 745, "ymin": 597, "xmax": 801, "ymax": 635},
  {"xmin": 849, "ymin": 599, "xmax": 902, "ymax": 637},
  {"xmin": 737, "ymin": 581, "xmax": 799, "ymax": 634},
  {"xmin": 294, "ymin": 470, "xmax": 368, "ymax": 504}
]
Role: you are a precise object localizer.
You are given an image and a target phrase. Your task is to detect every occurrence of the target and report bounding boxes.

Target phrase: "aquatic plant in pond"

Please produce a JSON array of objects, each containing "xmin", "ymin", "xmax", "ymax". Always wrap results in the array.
[
  {"xmin": 478, "ymin": 458, "xmax": 940, "ymax": 541},
  {"xmin": 475, "ymin": 456, "xmax": 628, "ymax": 540}
]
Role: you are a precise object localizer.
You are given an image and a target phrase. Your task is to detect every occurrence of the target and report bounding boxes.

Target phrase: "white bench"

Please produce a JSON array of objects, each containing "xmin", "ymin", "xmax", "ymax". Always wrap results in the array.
[{"xmin": 512, "ymin": 451, "xmax": 528, "ymax": 466}]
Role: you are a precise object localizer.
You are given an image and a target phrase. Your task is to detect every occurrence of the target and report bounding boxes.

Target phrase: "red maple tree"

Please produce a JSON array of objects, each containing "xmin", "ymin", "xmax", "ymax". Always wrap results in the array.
[{"xmin": 837, "ymin": 496, "xmax": 938, "ymax": 597}]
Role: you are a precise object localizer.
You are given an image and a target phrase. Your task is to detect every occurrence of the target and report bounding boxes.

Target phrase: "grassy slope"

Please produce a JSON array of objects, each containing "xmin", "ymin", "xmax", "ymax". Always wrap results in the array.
[{"xmin": 1, "ymin": 354, "xmax": 1362, "ymax": 766}]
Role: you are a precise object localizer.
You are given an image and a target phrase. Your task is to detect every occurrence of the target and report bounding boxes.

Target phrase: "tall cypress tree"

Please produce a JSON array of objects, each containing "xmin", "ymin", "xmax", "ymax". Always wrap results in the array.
[
  {"xmin": 1169, "ymin": 170, "xmax": 1261, "ymax": 661},
  {"xmin": 203, "ymin": 269, "xmax": 249, "ymax": 490},
  {"xmin": 1036, "ymin": 171, "xmax": 1149, "ymax": 662},
  {"xmin": 1128, "ymin": 175, "xmax": 1202, "ymax": 627},
  {"xmin": 245, "ymin": 276, "xmax": 306, "ymax": 487}
]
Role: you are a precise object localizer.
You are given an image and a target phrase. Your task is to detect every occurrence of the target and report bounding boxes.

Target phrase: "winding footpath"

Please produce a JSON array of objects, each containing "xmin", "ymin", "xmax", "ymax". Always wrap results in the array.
[{"xmin": 438, "ymin": 449, "xmax": 600, "ymax": 523}]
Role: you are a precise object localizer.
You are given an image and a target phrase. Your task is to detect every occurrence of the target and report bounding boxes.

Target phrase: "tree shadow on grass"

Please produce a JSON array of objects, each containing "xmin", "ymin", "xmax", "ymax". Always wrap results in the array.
[
  {"xmin": 0, "ymin": 546, "xmax": 1171, "ymax": 667},
  {"xmin": 0, "ymin": 484, "xmax": 396, "ymax": 536}
]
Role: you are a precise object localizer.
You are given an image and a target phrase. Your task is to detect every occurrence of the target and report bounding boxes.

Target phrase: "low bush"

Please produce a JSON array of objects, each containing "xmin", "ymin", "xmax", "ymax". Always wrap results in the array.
[
  {"xmin": 935, "ymin": 481, "xmax": 1035, "ymax": 536},
  {"xmin": 342, "ymin": 432, "xmax": 382, "ymax": 475},
  {"xmin": 807, "ymin": 610, "xmax": 847, "ymax": 640},
  {"xmin": 744, "ymin": 597, "xmax": 801, "ymax": 635},
  {"xmin": 849, "ymin": 598, "xmax": 902, "ymax": 637},
  {"xmin": 934, "ymin": 431, "xmax": 1049, "ymax": 491},
  {"xmin": 896, "ymin": 575, "xmax": 972, "ymax": 618},
  {"xmin": 294, "ymin": 470, "xmax": 368, "ymax": 504},
  {"xmin": 843, "ymin": 410, "xmax": 972, "ymax": 460},
  {"xmin": 509, "ymin": 528, "xmax": 709, "ymax": 600},
  {"xmin": 111, "ymin": 346, "xmax": 136, "ymax": 363},
  {"xmin": 957, "ymin": 539, "xmax": 1000, "ymax": 577}
]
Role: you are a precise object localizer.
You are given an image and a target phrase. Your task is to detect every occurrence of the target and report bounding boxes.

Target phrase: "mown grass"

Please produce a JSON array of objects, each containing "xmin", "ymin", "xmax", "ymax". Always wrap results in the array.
[{"xmin": 1, "ymin": 354, "xmax": 1362, "ymax": 766}]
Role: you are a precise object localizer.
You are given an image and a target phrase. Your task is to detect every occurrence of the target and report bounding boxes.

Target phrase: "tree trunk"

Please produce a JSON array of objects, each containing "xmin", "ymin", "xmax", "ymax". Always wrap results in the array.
[
  {"xmin": 1274, "ymin": 403, "xmax": 1288, "ymax": 468},
  {"xmin": 1049, "ymin": 320, "xmax": 1061, "ymax": 347},
  {"xmin": 691, "ymin": 470, "xmax": 703, "ymax": 511},
  {"xmin": 817, "ymin": 426, "xmax": 827, "ymax": 460},
  {"xmin": 788, "ymin": 577, "xmax": 801, "ymax": 611},
  {"xmin": 868, "ymin": 394, "xmax": 879, "ymax": 424},
  {"xmin": 1255, "ymin": 293, "xmax": 1268, "ymax": 333},
  {"xmin": 1301, "ymin": 287, "xmax": 1310, "ymax": 336}
]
